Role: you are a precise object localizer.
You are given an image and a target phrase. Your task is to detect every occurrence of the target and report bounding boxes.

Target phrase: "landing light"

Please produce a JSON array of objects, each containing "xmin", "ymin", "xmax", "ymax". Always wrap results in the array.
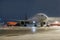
[{"xmin": 55, "ymin": 21, "xmax": 59, "ymax": 24}]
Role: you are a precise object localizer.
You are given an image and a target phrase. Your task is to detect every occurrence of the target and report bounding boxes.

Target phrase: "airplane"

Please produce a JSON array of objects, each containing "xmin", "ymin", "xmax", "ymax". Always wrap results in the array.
[
  {"xmin": 6, "ymin": 13, "xmax": 60, "ymax": 27},
  {"xmin": 6, "ymin": 13, "xmax": 48, "ymax": 27}
]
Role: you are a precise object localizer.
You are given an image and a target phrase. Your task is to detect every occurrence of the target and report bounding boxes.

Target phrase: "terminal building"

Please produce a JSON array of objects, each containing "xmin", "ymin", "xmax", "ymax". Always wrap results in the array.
[{"xmin": 48, "ymin": 17, "xmax": 60, "ymax": 26}]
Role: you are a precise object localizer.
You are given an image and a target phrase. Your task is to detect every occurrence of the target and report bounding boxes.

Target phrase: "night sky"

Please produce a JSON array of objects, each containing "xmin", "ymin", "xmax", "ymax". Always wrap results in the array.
[{"xmin": 0, "ymin": 0, "xmax": 60, "ymax": 20}]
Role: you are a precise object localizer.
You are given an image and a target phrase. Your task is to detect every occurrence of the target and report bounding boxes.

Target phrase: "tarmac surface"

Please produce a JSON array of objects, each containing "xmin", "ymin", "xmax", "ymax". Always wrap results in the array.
[{"xmin": 0, "ymin": 26, "xmax": 60, "ymax": 40}]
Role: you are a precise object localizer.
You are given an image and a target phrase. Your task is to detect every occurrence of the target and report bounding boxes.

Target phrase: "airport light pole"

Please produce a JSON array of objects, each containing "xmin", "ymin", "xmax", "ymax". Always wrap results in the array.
[{"xmin": 24, "ymin": 13, "xmax": 28, "ymax": 20}]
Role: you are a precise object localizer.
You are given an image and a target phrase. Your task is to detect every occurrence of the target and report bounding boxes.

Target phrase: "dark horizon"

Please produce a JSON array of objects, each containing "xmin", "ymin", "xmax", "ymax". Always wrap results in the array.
[{"xmin": 0, "ymin": 0, "xmax": 60, "ymax": 20}]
